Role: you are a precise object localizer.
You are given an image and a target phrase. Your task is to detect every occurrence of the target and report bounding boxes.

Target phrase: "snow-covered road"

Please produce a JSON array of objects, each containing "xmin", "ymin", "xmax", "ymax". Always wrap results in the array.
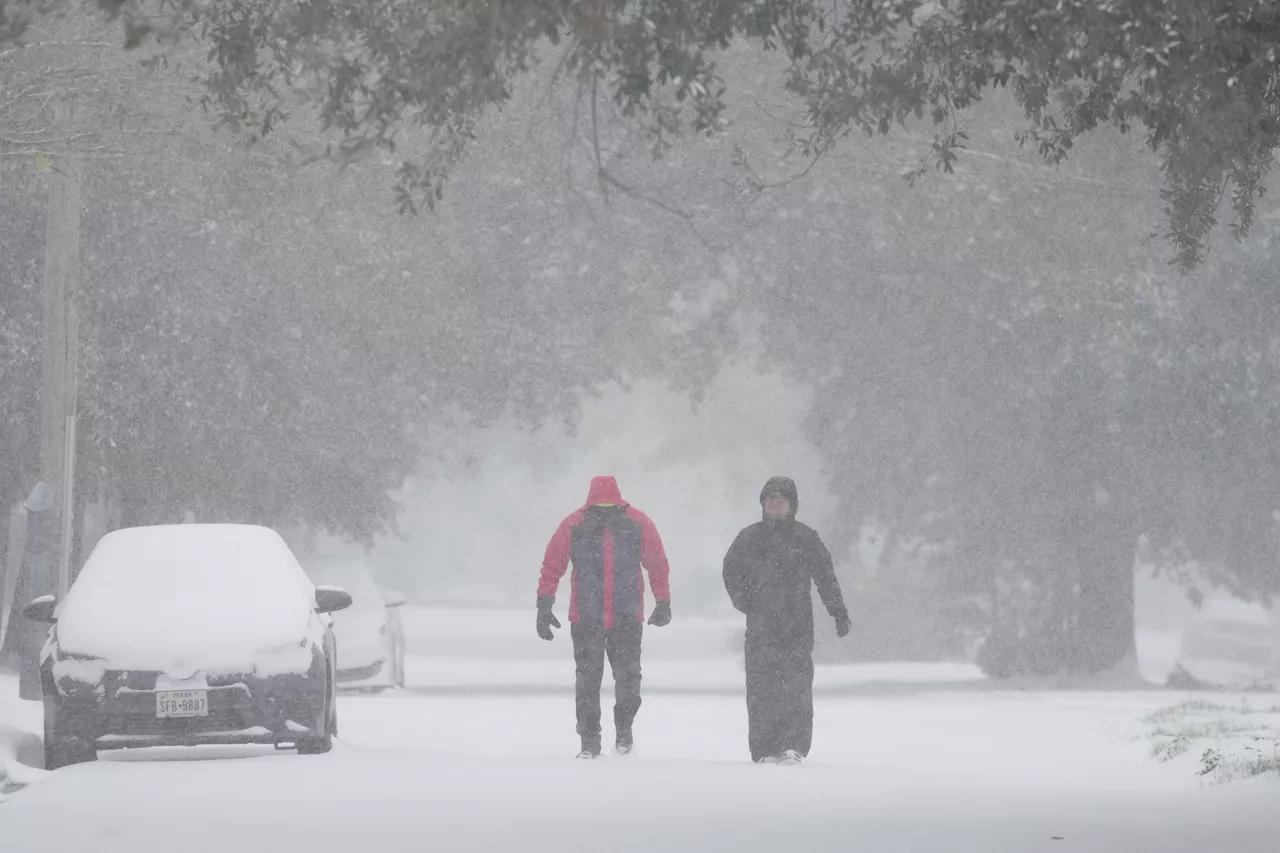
[{"xmin": 2, "ymin": 685, "xmax": 1277, "ymax": 852}]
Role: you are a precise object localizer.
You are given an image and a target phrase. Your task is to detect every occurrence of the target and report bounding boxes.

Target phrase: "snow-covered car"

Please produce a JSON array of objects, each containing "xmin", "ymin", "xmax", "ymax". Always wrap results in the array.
[
  {"xmin": 379, "ymin": 584, "xmax": 408, "ymax": 687},
  {"xmin": 303, "ymin": 555, "xmax": 406, "ymax": 692},
  {"xmin": 22, "ymin": 523, "xmax": 352, "ymax": 769},
  {"xmin": 1170, "ymin": 616, "xmax": 1279, "ymax": 690}
]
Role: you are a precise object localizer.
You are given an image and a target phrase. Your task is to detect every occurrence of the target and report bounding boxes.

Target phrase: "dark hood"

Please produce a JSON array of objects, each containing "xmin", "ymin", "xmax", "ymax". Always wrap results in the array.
[{"xmin": 759, "ymin": 476, "xmax": 799, "ymax": 521}]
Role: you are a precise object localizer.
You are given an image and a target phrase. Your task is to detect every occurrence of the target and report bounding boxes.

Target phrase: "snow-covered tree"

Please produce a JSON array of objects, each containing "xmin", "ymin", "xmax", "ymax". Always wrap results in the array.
[{"xmin": 70, "ymin": 0, "xmax": 1280, "ymax": 270}]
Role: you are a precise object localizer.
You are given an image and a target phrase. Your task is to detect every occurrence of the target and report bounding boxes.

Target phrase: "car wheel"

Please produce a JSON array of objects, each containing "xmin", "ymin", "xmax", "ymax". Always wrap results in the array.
[
  {"xmin": 43, "ymin": 697, "xmax": 96, "ymax": 770},
  {"xmin": 297, "ymin": 679, "xmax": 336, "ymax": 755},
  {"xmin": 296, "ymin": 732, "xmax": 332, "ymax": 755},
  {"xmin": 45, "ymin": 736, "xmax": 97, "ymax": 770},
  {"xmin": 394, "ymin": 639, "xmax": 406, "ymax": 688}
]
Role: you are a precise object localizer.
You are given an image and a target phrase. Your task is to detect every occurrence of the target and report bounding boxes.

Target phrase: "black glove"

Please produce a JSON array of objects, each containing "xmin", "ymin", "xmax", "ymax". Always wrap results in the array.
[
  {"xmin": 536, "ymin": 595, "xmax": 561, "ymax": 641},
  {"xmin": 647, "ymin": 600, "xmax": 671, "ymax": 627},
  {"xmin": 834, "ymin": 609, "xmax": 851, "ymax": 638}
]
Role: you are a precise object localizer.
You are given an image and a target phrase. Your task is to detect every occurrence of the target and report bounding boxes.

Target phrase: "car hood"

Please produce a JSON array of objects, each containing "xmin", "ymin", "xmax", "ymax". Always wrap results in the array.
[{"xmin": 55, "ymin": 524, "xmax": 314, "ymax": 672}]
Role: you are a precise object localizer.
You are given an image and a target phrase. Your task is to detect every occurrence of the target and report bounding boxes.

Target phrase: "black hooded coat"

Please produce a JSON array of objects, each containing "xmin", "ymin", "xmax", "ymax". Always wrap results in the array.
[{"xmin": 722, "ymin": 476, "xmax": 848, "ymax": 760}]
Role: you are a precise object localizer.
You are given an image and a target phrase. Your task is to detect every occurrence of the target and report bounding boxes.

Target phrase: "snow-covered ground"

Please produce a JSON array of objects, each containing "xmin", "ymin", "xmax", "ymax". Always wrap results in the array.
[
  {"xmin": 2, "ymin": 607, "xmax": 1278, "ymax": 850},
  {"xmin": 401, "ymin": 655, "xmax": 985, "ymax": 693},
  {"xmin": 0, "ymin": 673, "xmax": 45, "ymax": 799},
  {"xmin": 1144, "ymin": 697, "xmax": 1280, "ymax": 785},
  {"xmin": 2, "ymin": 680, "xmax": 1278, "ymax": 851}
]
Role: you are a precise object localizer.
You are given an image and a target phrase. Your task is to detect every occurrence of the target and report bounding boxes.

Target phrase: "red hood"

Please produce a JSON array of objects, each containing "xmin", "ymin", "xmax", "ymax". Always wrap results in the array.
[{"xmin": 584, "ymin": 476, "xmax": 625, "ymax": 506}]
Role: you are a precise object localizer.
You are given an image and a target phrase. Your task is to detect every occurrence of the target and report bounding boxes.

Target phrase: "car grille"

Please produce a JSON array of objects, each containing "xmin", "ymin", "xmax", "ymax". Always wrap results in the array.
[{"xmin": 91, "ymin": 670, "xmax": 321, "ymax": 740}]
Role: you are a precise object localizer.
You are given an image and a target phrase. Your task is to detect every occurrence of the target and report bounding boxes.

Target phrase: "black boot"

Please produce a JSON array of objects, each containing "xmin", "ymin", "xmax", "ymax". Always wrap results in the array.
[
  {"xmin": 615, "ymin": 725, "xmax": 633, "ymax": 755},
  {"xmin": 577, "ymin": 735, "xmax": 601, "ymax": 759}
]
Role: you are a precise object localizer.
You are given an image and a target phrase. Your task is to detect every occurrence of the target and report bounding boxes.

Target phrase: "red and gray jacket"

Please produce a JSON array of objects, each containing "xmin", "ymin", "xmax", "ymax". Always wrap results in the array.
[{"xmin": 537, "ymin": 476, "xmax": 671, "ymax": 628}]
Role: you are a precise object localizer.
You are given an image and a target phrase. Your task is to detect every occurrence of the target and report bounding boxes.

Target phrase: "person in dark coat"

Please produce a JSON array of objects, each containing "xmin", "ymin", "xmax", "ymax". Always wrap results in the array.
[
  {"xmin": 536, "ymin": 476, "xmax": 673, "ymax": 759},
  {"xmin": 722, "ymin": 476, "xmax": 850, "ymax": 764}
]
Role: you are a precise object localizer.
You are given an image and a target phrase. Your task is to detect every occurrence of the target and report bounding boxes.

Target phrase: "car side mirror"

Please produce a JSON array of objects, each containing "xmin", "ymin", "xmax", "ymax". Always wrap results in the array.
[
  {"xmin": 381, "ymin": 588, "xmax": 408, "ymax": 608},
  {"xmin": 23, "ymin": 595, "xmax": 57, "ymax": 623},
  {"xmin": 314, "ymin": 585, "xmax": 353, "ymax": 614}
]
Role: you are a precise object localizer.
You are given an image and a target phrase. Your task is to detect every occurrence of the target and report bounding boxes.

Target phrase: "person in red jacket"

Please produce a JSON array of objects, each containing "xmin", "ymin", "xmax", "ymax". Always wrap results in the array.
[{"xmin": 536, "ymin": 476, "xmax": 672, "ymax": 759}]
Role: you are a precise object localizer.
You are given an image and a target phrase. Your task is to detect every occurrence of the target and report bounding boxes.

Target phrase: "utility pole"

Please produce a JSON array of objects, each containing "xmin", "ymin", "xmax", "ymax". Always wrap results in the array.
[
  {"xmin": 59, "ymin": 296, "xmax": 79, "ymax": 597},
  {"xmin": 40, "ymin": 154, "xmax": 81, "ymax": 595},
  {"xmin": 17, "ymin": 141, "xmax": 81, "ymax": 699}
]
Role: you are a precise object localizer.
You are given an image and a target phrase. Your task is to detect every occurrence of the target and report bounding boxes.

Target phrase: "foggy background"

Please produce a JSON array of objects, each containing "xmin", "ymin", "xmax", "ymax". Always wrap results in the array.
[
  {"xmin": 363, "ymin": 363, "xmax": 833, "ymax": 611},
  {"xmin": 3, "ymin": 5, "xmax": 1279, "ymax": 682}
]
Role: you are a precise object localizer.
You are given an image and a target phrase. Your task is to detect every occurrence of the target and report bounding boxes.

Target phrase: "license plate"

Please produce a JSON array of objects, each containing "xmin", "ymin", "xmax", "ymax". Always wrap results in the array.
[{"xmin": 156, "ymin": 689, "xmax": 208, "ymax": 718}]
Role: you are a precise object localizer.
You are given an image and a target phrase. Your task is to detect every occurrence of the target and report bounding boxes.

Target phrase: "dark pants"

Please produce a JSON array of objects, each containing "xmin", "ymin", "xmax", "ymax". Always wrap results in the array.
[
  {"xmin": 572, "ymin": 620, "xmax": 643, "ymax": 749},
  {"xmin": 744, "ymin": 632, "xmax": 815, "ymax": 761}
]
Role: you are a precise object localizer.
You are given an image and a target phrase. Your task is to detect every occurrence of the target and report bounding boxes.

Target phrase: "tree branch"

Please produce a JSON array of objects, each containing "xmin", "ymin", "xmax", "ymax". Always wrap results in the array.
[
  {"xmin": 0, "ymin": 130, "xmax": 99, "ymax": 146},
  {"xmin": 588, "ymin": 157, "xmax": 734, "ymax": 253},
  {"xmin": 0, "ymin": 39, "xmax": 114, "ymax": 62},
  {"xmin": 0, "ymin": 147, "xmax": 118, "ymax": 158},
  {"xmin": 526, "ymin": 38, "xmax": 575, "ymax": 142},
  {"xmin": 590, "ymin": 71, "xmax": 607, "ymax": 203},
  {"xmin": 754, "ymin": 97, "xmax": 811, "ymax": 130},
  {"xmin": 734, "ymin": 143, "xmax": 830, "ymax": 191}
]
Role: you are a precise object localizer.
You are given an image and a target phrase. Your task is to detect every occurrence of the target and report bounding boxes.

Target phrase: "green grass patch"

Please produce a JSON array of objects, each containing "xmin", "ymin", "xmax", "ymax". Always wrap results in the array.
[
  {"xmin": 1145, "ymin": 701, "xmax": 1280, "ymax": 768},
  {"xmin": 1143, "ymin": 701, "xmax": 1226, "ymax": 724},
  {"xmin": 1199, "ymin": 741, "xmax": 1280, "ymax": 784},
  {"xmin": 1150, "ymin": 734, "xmax": 1192, "ymax": 761}
]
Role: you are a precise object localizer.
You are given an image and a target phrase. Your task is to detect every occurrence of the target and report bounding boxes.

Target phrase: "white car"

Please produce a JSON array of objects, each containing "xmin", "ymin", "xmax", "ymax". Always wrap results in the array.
[
  {"xmin": 24, "ymin": 524, "xmax": 351, "ymax": 769},
  {"xmin": 304, "ymin": 556, "xmax": 406, "ymax": 692},
  {"xmin": 1171, "ymin": 616, "xmax": 1279, "ymax": 689}
]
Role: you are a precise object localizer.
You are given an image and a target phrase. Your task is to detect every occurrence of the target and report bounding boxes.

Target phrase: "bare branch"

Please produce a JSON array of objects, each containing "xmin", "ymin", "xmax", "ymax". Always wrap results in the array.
[
  {"xmin": 0, "ymin": 39, "xmax": 114, "ymax": 62},
  {"xmin": 754, "ymin": 98, "xmax": 811, "ymax": 130},
  {"xmin": 526, "ymin": 39, "xmax": 576, "ymax": 142},
  {"xmin": 557, "ymin": 74, "xmax": 594, "ymax": 216},
  {"xmin": 0, "ymin": 129, "xmax": 102, "ymax": 146},
  {"xmin": 590, "ymin": 159, "xmax": 734, "ymax": 253},
  {"xmin": 5, "ymin": 90, "xmax": 56, "ymax": 124},
  {"xmin": 0, "ymin": 148, "xmax": 119, "ymax": 159},
  {"xmin": 590, "ymin": 72, "xmax": 607, "ymax": 203},
  {"xmin": 735, "ymin": 144, "xmax": 830, "ymax": 191}
]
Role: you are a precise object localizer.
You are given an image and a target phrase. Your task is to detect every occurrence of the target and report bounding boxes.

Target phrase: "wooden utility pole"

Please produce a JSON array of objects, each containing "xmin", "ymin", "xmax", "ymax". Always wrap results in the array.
[
  {"xmin": 39, "ymin": 155, "xmax": 81, "ymax": 591},
  {"xmin": 18, "ymin": 149, "xmax": 81, "ymax": 698}
]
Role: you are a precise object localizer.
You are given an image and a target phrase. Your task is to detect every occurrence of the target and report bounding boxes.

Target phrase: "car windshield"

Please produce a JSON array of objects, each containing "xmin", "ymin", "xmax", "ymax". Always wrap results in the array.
[{"xmin": 55, "ymin": 524, "xmax": 314, "ymax": 670}]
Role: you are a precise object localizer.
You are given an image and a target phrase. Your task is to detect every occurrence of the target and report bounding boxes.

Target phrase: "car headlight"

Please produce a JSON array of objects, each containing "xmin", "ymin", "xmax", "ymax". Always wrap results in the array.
[
  {"xmin": 59, "ymin": 650, "xmax": 103, "ymax": 662},
  {"xmin": 52, "ymin": 651, "xmax": 109, "ymax": 689}
]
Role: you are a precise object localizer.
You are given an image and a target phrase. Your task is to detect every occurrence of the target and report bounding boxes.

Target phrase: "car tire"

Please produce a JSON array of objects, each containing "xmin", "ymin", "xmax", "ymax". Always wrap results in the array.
[
  {"xmin": 296, "ymin": 731, "xmax": 332, "ymax": 754},
  {"xmin": 43, "ymin": 698, "xmax": 96, "ymax": 770},
  {"xmin": 297, "ymin": 679, "xmax": 336, "ymax": 755},
  {"xmin": 45, "ymin": 737, "xmax": 97, "ymax": 770}
]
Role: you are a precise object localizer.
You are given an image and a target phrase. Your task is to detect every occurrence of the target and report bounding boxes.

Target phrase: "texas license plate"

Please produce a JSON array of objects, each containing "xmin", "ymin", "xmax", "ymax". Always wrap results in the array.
[{"xmin": 156, "ymin": 689, "xmax": 208, "ymax": 718}]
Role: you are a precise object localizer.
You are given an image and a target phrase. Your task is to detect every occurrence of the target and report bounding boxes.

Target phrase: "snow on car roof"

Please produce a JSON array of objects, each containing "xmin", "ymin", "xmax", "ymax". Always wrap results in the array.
[
  {"xmin": 55, "ymin": 524, "xmax": 316, "ymax": 672},
  {"xmin": 304, "ymin": 555, "xmax": 382, "ymax": 598},
  {"xmin": 303, "ymin": 555, "xmax": 385, "ymax": 629}
]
